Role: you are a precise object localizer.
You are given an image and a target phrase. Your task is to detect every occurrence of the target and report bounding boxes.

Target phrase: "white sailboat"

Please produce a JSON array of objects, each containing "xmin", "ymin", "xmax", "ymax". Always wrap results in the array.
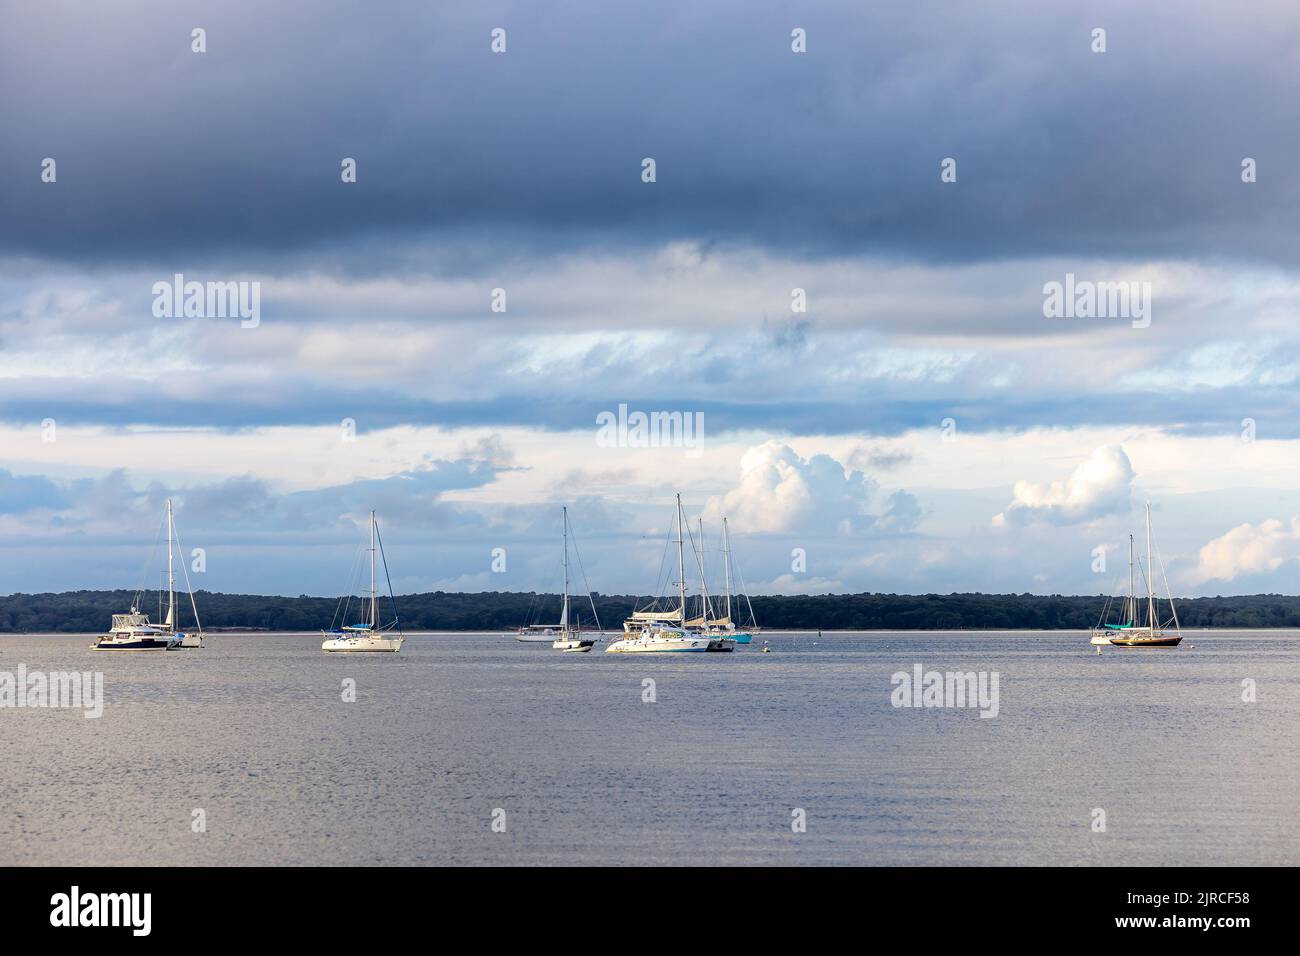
[
  {"xmin": 551, "ymin": 507, "xmax": 600, "ymax": 652},
  {"xmin": 1091, "ymin": 503, "xmax": 1183, "ymax": 648},
  {"xmin": 607, "ymin": 494, "xmax": 711, "ymax": 653},
  {"xmin": 321, "ymin": 511, "xmax": 405, "ymax": 653},
  {"xmin": 687, "ymin": 515, "xmax": 759, "ymax": 650},
  {"xmin": 688, "ymin": 517, "xmax": 732, "ymax": 652},
  {"xmin": 511, "ymin": 507, "xmax": 603, "ymax": 650},
  {"xmin": 93, "ymin": 499, "xmax": 205, "ymax": 651}
]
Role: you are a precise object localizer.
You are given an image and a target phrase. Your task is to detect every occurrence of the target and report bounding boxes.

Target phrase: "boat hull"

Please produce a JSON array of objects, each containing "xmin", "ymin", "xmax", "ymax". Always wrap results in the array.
[
  {"xmin": 1107, "ymin": 635, "xmax": 1183, "ymax": 647},
  {"xmin": 554, "ymin": 639, "xmax": 594, "ymax": 653},
  {"xmin": 92, "ymin": 637, "xmax": 178, "ymax": 651},
  {"xmin": 606, "ymin": 637, "xmax": 710, "ymax": 653},
  {"xmin": 322, "ymin": 634, "xmax": 404, "ymax": 653}
]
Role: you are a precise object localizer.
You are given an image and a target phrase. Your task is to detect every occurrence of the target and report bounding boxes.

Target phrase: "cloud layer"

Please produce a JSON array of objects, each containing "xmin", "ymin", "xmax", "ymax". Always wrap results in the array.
[{"xmin": 3, "ymin": 3, "xmax": 1300, "ymax": 596}]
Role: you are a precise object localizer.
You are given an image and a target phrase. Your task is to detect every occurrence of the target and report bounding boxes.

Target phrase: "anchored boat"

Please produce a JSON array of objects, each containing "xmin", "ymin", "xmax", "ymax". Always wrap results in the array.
[
  {"xmin": 93, "ymin": 499, "xmax": 204, "ymax": 651},
  {"xmin": 321, "ymin": 511, "xmax": 405, "ymax": 652},
  {"xmin": 1091, "ymin": 503, "xmax": 1183, "ymax": 648},
  {"xmin": 688, "ymin": 515, "xmax": 760, "ymax": 650},
  {"xmin": 512, "ymin": 506, "xmax": 603, "ymax": 652},
  {"xmin": 607, "ymin": 494, "xmax": 711, "ymax": 654}
]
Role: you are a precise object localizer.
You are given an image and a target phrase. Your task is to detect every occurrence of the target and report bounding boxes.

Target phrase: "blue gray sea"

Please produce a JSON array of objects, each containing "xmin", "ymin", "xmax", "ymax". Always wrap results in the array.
[{"xmin": 1, "ymin": 630, "xmax": 1296, "ymax": 865}]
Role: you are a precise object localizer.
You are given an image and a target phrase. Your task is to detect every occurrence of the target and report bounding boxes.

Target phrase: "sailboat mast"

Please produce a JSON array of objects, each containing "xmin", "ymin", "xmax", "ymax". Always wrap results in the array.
[
  {"xmin": 722, "ymin": 516, "xmax": 733, "ymax": 623},
  {"xmin": 561, "ymin": 506, "xmax": 570, "ymax": 632},
  {"xmin": 370, "ymin": 510, "xmax": 377, "ymax": 630},
  {"xmin": 696, "ymin": 517, "xmax": 711, "ymax": 625},
  {"xmin": 676, "ymin": 494, "xmax": 687, "ymax": 625},
  {"xmin": 166, "ymin": 498, "xmax": 175, "ymax": 630},
  {"xmin": 1145, "ymin": 502, "xmax": 1156, "ymax": 630},
  {"xmin": 1127, "ymin": 533, "xmax": 1134, "ymax": 626}
]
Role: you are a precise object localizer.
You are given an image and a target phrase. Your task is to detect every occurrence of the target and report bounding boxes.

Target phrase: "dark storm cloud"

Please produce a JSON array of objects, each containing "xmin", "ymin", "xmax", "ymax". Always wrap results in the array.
[{"xmin": 2, "ymin": 0, "xmax": 1297, "ymax": 269}]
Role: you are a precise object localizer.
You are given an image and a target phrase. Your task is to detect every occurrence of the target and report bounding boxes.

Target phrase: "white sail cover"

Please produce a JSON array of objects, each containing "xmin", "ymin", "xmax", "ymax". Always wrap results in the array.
[
  {"xmin": 629, "ymin": 609, "xmax": 683, "ymax": 622},
  {"xmin": 685, "ymin": 615, "xmax": 731, "ymax": 627}
]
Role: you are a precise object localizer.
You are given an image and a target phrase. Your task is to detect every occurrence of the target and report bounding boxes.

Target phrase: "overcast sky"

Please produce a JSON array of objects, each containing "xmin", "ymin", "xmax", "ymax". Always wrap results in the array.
[{"xmin": 3, "ymin": 1, "xmax": 1300, "ymax": 600}]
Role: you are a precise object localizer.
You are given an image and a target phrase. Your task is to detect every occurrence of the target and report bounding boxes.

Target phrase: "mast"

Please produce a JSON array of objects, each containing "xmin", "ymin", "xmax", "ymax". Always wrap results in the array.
[
  {"xmin": 722, "ymin": 516, "xmax": 733, "ymax": 624},
  {"xmin": 560, "ymin": 506, "xmax": 570, "ymax": 632},
  {"xmin": 166, "ymin": 499, "xmax": 175, "ymax": 630},
  {"xmin": 369, "ymin": 510, "xmax": 377, "ymax": 630},
  {"xmin": 1145, "ymin": 502, "xmax": 1156, "ymax": 630},
  {"xmin": 695, "ymin": 517, "xmax": 711, "ymax": 626},
  {"xmin": 676, "ymin": 494, "xmax": 687, "ymax": 625},
  {"xmin": 1127, "ymin": 533, "xmax": 1134, "ymax": 626}
]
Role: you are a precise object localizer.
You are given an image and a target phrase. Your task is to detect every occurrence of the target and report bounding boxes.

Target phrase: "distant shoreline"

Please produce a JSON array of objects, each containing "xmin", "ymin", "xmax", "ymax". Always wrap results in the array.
[
  {"xmin": 3, "ymin": 626, "xmax": 1294, "ymax": 637},
  {"xmin": 4, "ymin": 590, "xmax": 1299, "ymax": 633}
]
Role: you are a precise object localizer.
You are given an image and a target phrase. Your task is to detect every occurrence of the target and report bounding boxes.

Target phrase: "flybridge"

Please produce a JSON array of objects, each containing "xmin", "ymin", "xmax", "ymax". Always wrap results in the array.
[{"xmin": 49, "ymin": 886, "xmax": 151, "ymax": 936}]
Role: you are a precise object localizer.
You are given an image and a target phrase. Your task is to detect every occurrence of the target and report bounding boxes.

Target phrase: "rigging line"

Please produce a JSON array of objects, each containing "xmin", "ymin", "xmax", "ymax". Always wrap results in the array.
[
  {"xmin": 331, "ymin": 540, "xmax": 365, "ymax": 631},
  {"xmin": 730, "ymin": 547, "xmax": 758, "ymax": 628},
  {"xmin": 1137, "ymin": 558, "xmax": 1155, "ymax": 626},
  {"xmin": 132, "ymin": 508, "xmax": 169, "ymax": 613},
  {"xmin": 170, "ymin": 520, "xmax": 203, "ymax": 633},
  {"xmin": 1096, "ymin": 566, "xmax": 1127, "ymax": 626},
  {"xmin": 373, "ymin": 520, "xmax": 402, "ymax": 633},
  {"xmin": 684, "ymin": 515, "xmax": 711, "ymax": 619},
  {"xmin": 640, "ymin": 511, "xmax": 674, "ymax": 613},
  {"xmin": 1153, "ymin": 539, "xmax": 1182, "ymax": 633},
  {"xmin": 568, "ymin": 519, "xmax": 602, "ymax": 632}
]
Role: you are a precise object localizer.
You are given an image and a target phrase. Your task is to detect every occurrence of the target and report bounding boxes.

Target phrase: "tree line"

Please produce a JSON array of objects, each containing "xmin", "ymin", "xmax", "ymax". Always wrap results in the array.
[{"xmin": 3, "ymin": 589, "xmax": 1300, "ymax": 632}]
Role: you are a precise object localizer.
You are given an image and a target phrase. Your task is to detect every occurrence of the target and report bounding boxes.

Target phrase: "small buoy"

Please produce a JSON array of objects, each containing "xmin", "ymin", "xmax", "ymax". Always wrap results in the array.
[{"xmin": 1096, "ymin": 646, "xmax": 1101, "ymax": 656}]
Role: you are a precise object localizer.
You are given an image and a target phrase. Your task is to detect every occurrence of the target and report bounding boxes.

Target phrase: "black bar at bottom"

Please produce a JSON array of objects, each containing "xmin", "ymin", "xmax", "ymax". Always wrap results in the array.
[{"xmin": 0, "ymin": 866, "xmax": 1285, "ymax": 942}]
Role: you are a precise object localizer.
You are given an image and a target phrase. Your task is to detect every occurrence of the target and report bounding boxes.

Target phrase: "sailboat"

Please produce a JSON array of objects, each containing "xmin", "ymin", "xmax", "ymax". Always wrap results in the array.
[
  {"xmin": 1091, "ymin": 503, "xmax": 1182, "ymax": 648},
  {"xmin": 688, "ymin": 515, "xmax": 758, "ymax": 649},
  {"xmin": 512, "ymin": 507, "xmax": 603, "ymax": 651},
  {"xmin": 321, "ymin": 511, "xmax": 405, "ymax": 653},
  {"xmin": 607, "ymin": 494, "xmax": 711, "ymax": 653},
  {"xmin": 92, "ymin": 499, "xmax": 205, "ymax": 651},
  {"xmin": 689, "ymin": 517, "xmax": 732, "ymax": 651}
]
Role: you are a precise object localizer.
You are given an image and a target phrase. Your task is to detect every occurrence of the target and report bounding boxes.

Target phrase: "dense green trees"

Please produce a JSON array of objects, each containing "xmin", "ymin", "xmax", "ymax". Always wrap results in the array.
[{"xmin": 2, "ymin": 589, "xmax": 1299, "ymax": 632}]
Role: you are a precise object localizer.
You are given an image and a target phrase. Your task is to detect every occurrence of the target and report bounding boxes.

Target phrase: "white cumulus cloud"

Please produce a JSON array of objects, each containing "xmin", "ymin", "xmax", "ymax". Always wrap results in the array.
[
  {"xmin": 1192, "ymin": 517, "xmax": 1300, "ymax": 583},
  {"xmin": 706, "ymin": 441, "xmax": 920, "ymax": 535},
  {"xmin": 994, "ymin": 444, "xmax": 1134, "ymax": 526}
]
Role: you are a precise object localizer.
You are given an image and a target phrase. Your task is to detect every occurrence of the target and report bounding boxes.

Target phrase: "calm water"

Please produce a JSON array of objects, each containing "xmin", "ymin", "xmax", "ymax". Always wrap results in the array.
[{"xmin": 1, "ymin": 630, "xmax": 1297, "ymax": 866}]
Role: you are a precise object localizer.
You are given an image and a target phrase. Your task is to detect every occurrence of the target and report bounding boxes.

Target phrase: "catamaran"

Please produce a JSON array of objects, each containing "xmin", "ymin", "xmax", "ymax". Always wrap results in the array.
[
  {"xmin": 1091, "ymin": 503, "xmax": 1182, "ymax": 648},
  {"xmin": 92, "ymin": 499, "xmax": 205, "ymax": 651},
  {"xmin": 321, "ymin": 511, "xmax": 405, "ymax": 653},
  {"xmin": 512, "ymin": 507, "xmax": 603, "ymax": 651},
  {"xmin": 607, "ymin": 494, "xmax": 712, "ymax": 653}
]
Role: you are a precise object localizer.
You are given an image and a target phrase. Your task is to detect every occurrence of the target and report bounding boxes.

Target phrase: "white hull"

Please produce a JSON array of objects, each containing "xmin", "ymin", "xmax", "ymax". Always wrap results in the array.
[
  {"xmin": 177, "ymin": 633, "xmax": 204, "ymax": 648},
  {"xmin": 322, "ymin": 634, "xmax": 404, "ymax": 653},
  {"xmin": 554, "ymin": 639, "xmax": 594, "ymax": 653},
  {"xmin": 514, "ymin": 632, "xmax": 557, "ymax": 643},
  {"xmin": 606, "ymin": 634, "xmax": 710, "ymax": 653},
  {"xmin": 1090, "ymin": 633, "xmax": 1112, "ymax": 645}
]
